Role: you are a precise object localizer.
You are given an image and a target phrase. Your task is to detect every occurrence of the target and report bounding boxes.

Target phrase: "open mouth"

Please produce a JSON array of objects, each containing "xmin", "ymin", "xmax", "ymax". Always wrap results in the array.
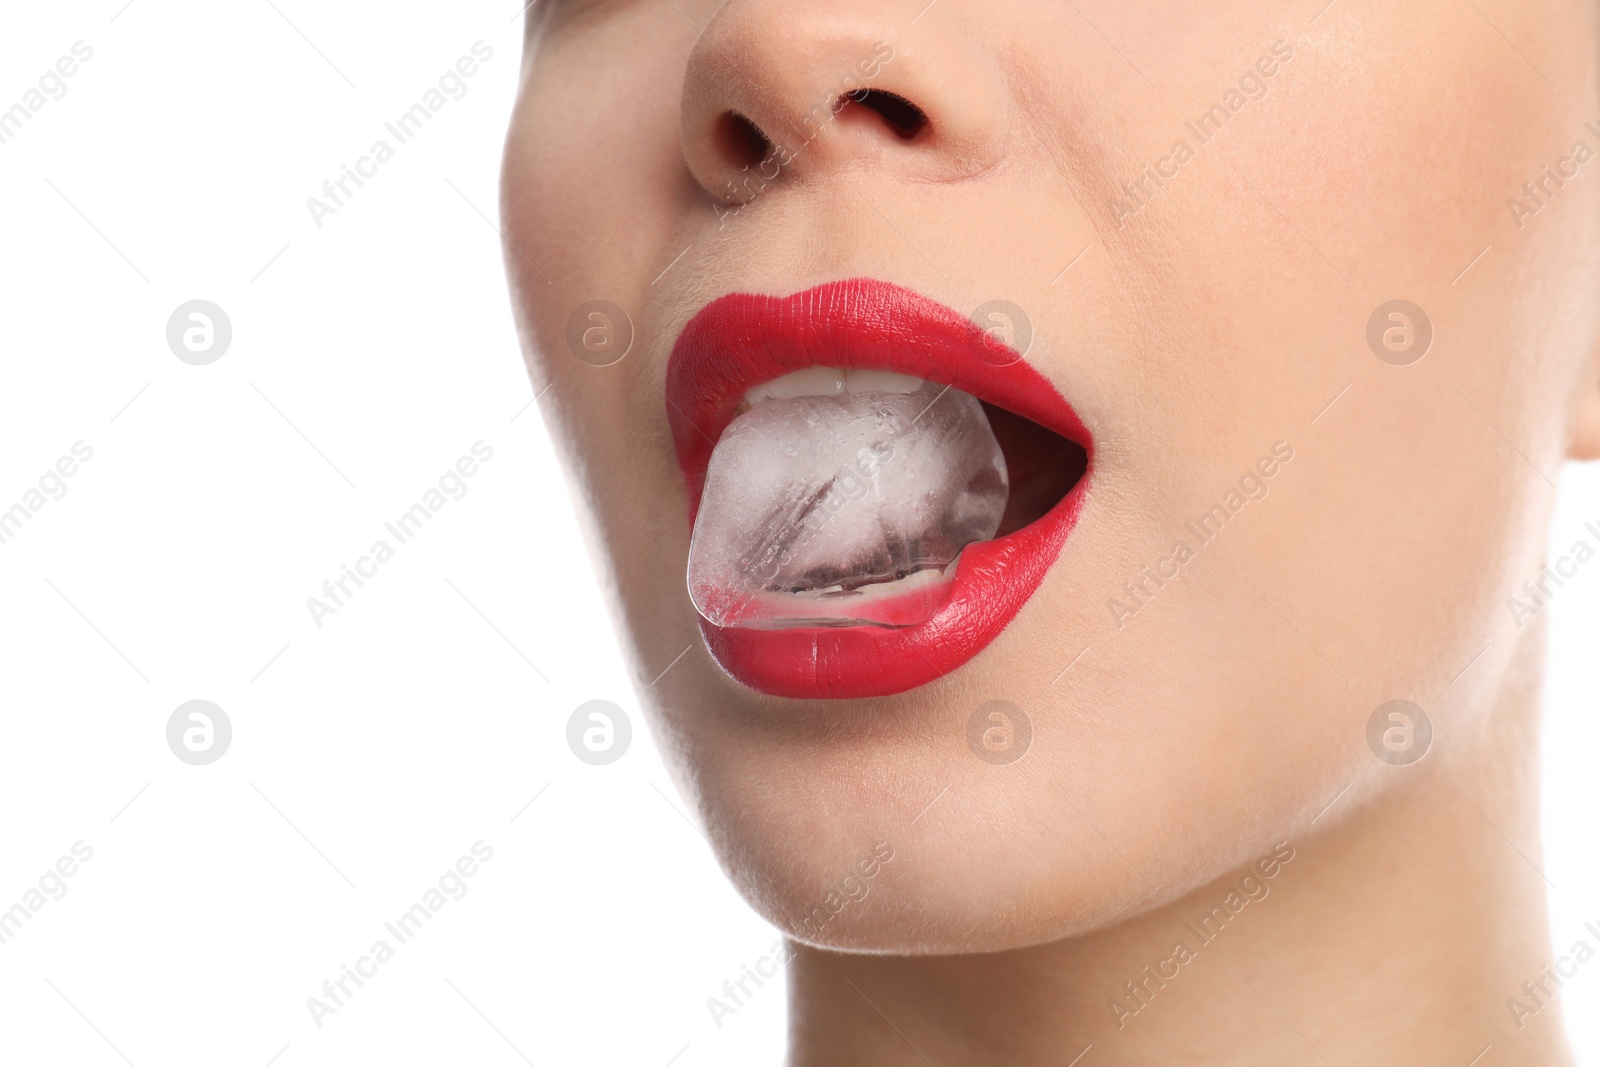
[{"xmin": 665, "ymin": 279, "xmax": 1092, "ymax": 699}]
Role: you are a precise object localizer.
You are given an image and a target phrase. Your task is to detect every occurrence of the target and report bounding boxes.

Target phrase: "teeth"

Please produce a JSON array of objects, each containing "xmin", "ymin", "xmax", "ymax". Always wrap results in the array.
[
  {"xmin": 745, "ymin": 367, "xmax": 842, "ymax": 405},
  {"xmin": 789, "ymin": 564, "xmax": 948, "ymax": 602},
  {"xmin": 844, "ymin": 368, "xmax": 923, "ymax": 394},
  {"xmin": 743, "ymin": 366, "xmax": 925, "ymax": 406},
  {"xmin": 794, "ymin": 554, "xmax": 964, "ymax": 602}
]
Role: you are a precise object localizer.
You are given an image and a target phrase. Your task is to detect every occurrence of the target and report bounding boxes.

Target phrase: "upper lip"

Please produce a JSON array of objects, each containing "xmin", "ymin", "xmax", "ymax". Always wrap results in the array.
[{"xmin": 664, "ymin": 278, "xmax": 1091, "ymax": 523}]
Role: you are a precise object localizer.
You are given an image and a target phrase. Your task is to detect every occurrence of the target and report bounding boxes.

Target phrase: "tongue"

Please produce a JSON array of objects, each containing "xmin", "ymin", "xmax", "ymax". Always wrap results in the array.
[{"xmin": 687, "ymin": 381, "xmax": 1009, "ymax": 630}]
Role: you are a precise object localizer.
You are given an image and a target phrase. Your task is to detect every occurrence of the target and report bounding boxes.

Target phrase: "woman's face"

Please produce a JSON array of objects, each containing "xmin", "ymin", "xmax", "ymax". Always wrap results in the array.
[{"xmin": 503, "ymin": 0, "xmax": 1600, "ymax": 951}]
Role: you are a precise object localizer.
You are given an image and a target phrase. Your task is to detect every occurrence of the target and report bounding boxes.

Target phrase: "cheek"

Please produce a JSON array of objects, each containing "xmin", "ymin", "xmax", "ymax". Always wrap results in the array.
[
  {"xmin": 502, "ymin": 14, "xmax": 702, "ymax": 358},
  {"xmin": 1118, "ymin": 4, "xmax": 1591, "ymax": 592},
  {"xmin": 1261, "ymin": 14, "xmax": 1567, "ymax": 285},
  {"xmin": 503, "ymin": 85, "xmax": 684, "ymax": 346},
  {"xmin": 501, "ymin": 27, "xmax": 713, "ymax": 695}
]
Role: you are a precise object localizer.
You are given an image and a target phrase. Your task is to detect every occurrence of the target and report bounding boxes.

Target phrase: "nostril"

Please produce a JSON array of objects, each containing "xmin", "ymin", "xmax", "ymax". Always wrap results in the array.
[
  {"xmin": 841, "ymin": 90, "xmax": 929, "ymax": 140},
  {"xmin": 714, "ymin": 111, "xmax": 773, "ymax": 169}
]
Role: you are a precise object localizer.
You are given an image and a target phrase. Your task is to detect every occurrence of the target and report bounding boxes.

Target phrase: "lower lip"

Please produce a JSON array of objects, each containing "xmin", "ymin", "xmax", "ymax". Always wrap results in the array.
[{"xmin": 668, "ymin": 279, "xmax": 1092, "ymax": 700}]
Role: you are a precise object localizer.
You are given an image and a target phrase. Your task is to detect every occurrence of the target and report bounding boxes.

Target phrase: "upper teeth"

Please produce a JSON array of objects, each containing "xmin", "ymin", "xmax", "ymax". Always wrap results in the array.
[{"xmin": 744, "ymin": 366, "xmax": 924, "ymax": 406}]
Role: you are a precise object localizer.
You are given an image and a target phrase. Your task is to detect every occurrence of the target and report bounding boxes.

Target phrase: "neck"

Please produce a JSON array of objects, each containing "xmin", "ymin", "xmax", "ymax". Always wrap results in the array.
[{"xmin": 786, "ymin": 636, "xmax": 1575, "ymax": 1066}]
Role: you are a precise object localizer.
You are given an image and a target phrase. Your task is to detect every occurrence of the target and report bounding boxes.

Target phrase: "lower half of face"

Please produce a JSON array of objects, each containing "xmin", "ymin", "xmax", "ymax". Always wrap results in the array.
[{"xmin": 503, "ymin": 0, "xmax": 1600, "ymax": 950}]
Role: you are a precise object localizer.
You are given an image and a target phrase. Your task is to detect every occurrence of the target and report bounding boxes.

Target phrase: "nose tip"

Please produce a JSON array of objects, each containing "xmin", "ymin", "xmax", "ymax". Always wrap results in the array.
[{"xmin": 679, "ymin": 2, "xmax": 1005, "ymax": 203}]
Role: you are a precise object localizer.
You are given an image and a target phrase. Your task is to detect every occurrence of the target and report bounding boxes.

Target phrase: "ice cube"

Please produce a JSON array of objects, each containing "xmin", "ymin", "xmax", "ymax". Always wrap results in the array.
[{"xmin": 687, "ymin": 380, "xmax": 1009, "ymax": 629}]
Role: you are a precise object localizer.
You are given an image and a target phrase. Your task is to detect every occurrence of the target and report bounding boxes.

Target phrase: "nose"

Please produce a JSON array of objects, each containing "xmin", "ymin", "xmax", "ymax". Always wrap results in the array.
[{"xmin": 679, "ymin": 1, "xmax": 1007, "ymax": 203}]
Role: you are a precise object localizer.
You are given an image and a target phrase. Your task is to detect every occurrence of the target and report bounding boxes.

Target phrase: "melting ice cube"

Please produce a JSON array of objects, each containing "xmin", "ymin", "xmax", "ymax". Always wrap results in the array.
[{"xmin": 687, "ymin": 380, "xmax": 1009, "ymax": 629}]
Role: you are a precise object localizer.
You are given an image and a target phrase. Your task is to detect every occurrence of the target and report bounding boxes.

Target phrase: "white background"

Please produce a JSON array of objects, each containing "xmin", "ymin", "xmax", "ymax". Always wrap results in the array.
[{"xmin": 0, "ymin": 3, "xmax": 1595, "ymax": 1065}]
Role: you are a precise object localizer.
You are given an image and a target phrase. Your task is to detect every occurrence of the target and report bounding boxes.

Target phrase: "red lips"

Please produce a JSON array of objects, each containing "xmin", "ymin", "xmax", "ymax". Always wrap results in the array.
[{"xmin": 665, "ymin": 278, "xmax": 1092, "ymax": 699}]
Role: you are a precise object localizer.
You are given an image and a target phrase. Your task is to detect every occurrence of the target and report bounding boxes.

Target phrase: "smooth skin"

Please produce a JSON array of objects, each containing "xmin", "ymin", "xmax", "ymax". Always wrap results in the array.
[{"xmin": 502, "ymin": 1, "xmax": 1600, "ymax": 1063}]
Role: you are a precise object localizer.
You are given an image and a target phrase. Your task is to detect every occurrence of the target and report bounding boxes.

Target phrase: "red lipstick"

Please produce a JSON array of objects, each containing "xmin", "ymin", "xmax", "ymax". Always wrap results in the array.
[{"xmin": 665, "ymin": 278, "xmax": 1092, "ymax": 699}]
